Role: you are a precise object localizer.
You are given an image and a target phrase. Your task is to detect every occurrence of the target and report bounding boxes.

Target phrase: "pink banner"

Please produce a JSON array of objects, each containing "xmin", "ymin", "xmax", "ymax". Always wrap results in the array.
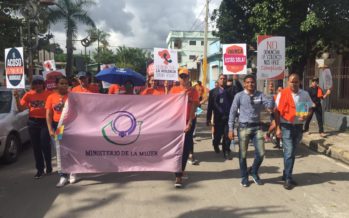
[{"xmin": 57, "ymin": 93, "xmax": 187, "ymax": 173}]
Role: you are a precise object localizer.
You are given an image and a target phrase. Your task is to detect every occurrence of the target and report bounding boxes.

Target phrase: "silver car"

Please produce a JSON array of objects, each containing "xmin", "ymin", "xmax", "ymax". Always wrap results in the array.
[{"xmin": 0, "ymin": 87, "xmax": 30, "ymax": 163}]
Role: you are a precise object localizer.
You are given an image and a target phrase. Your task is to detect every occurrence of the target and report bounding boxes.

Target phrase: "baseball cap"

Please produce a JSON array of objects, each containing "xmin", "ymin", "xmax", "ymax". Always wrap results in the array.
[
  {"xmin": 32, "ymin": 75, "xmax": 44, "ymax": 82},
  {"xmin": 312, "ymin": 77, "xmax": 319, "ymax": 82},
  {"xmin": 178, "ymin": 67, "xmax": 189, "ymax": 76},
  {"xmin": 76, "ymin": 71, "xmax": 87, "ymax": 78}
]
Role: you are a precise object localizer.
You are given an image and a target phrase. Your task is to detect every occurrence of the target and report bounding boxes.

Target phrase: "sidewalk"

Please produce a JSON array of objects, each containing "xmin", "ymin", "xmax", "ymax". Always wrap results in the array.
[{"xmin": 301, "ymin": 120, "xmax": 349, "ymax": 165}]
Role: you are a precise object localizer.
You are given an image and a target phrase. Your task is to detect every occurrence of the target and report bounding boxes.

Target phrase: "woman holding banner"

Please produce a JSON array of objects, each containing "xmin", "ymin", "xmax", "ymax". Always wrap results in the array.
[{"xmin": 45, "ymin": 76, "xmax": 70, "ymax": 187}]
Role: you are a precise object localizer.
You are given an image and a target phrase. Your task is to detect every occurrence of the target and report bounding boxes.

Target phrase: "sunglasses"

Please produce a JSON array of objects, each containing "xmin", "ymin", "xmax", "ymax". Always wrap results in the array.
[{"xmin": 179, "ymin": 74, "xmax": 189, "ymax": 79}]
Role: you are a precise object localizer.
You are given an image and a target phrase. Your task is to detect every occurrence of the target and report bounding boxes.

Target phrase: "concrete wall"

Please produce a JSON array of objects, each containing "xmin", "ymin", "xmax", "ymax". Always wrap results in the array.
[{"xmin": 324, "ymin": 111, "xmax": 349, "ymax": 131}]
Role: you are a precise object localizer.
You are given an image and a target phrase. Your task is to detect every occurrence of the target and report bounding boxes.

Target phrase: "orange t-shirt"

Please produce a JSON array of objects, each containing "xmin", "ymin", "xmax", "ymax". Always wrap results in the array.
[
  {"xmin": 140, "ymin": 87, "xmax": 164, "ymax": 96},
  {"xmin": 71, "ymin": 85, "xmax": 92, "ymax": 93},
  {"xmin": 45, "ymin": 92, "xmax": 68, "ymax": 122},
  {"xmin": 108, "ymin": 84, "xmax": 121, "ymax": 94},
  {"xmin": 88, "ymin": 83, "xmax": 100, "ymax": 93},
  {"xmin": 20, "ymin": 90, "xmax": 52, "ymax": 118},
  {"xmin": 194, "ymin": 84, "xmax": 204, "ymax": 98},
  {"xmin": 170, "ymin": 86, "xmax": 199, "ymax": 122}
]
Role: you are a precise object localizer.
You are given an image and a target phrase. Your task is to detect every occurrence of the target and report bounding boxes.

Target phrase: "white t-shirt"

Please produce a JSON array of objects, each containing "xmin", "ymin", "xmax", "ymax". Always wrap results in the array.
[{"xmin": 275, "ymin": 89, "xmax": 314, "ymax": 124}]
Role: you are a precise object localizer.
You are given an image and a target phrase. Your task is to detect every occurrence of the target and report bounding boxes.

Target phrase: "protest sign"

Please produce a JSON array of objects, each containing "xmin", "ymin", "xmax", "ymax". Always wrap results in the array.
[
  {"xmin": 257, "ymin": 36, "xmax": 285, "ymax": 80},
  {"xmin": 222, "ymin": 43, "xmax": 247, "ymax": 75},
  {"xmin": 5, "ymin": 47, "xmax": 25, "ymax": 89},
  {"xmin": 154, "ymin": 48, "xmax": 178, "ymax": 81},
  {"xmin": 56, "ymin": 93, "xmax": 187, "ymax": 173}
]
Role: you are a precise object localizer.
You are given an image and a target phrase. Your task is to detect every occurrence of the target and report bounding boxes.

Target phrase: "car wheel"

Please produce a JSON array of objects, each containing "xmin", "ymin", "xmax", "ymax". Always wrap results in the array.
[{"xmin": 2, "ymin": 134, "xmax": 20, "ymax": 163}]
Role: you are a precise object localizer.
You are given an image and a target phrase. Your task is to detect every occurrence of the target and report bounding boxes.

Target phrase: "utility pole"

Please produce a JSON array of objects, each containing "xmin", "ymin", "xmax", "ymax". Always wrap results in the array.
[{"xmin": 203, "ymin": 0, "xmax": 209, "ymax": 91}]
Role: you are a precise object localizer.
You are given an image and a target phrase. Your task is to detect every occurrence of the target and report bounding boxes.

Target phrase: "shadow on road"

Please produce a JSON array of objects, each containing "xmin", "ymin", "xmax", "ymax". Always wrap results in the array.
[{"xmin": 177, "ymin": 206, "xmax": 289, "ymax": 218}]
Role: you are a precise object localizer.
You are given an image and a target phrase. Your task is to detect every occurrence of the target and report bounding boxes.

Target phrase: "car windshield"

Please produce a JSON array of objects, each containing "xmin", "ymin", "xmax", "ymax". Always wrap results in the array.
[{"xmin": 0, "ymin": 91, "xmax": 12, "ymax": 113}]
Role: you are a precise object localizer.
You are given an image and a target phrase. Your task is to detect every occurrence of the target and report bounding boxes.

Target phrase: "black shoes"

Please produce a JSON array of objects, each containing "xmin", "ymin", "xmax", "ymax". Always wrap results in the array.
[
  {"xmin": 223, "ymin": 151, "xmax": 232, "ymax": 160},
  {"xmin": 282, "ymin": 178, "xmax": 298, "ymax": 190},
  {"xmin": 34, "ymin": 171, "xmax": 44, "ymax": 179},
  {"xmin": 213, "ymin": 145, "xmax": 220, "ymax": 153},
  {"xmin": 46, "ymin": 168, "xmax": 53, "ymax": 175}
]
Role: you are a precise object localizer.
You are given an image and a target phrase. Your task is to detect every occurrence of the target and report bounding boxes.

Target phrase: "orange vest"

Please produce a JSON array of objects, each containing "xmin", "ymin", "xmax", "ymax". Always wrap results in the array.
[
  {"xmin": 317, "ymin": 87, "xmax": 323, "ymax": 98},
  {"xmin": 277, "ymin": 87, "xmax": 296, "ymax": 122}
]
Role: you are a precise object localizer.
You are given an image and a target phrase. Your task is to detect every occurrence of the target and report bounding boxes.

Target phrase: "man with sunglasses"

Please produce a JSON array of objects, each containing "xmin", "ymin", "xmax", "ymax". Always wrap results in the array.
[
  {"xmin": 228, "ymin": 75, "xmax": 273, "ymax": 187},
  {"xmin": 207, "ymin": 74, "xmax": 232, "ymax": 159}
]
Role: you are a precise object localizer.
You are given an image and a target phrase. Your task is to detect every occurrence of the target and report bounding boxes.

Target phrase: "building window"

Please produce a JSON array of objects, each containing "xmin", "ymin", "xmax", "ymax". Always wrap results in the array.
[
  {"xmin": 174, "ymin": 39, "xmax": 182, "ymax": 49},
  {"xmin": 189, "ymin": 41, "xmax": 196, "ymax": 46},
  {"xmin": 189, "ymin": 55, "xmax": 196, "ymax": 60},
  {"xmin": 201, "ymin": 41, "xmax": 204, "ymax": 46},
  {"xmin": 178, "ymin": 53, "xmax": 182, "ymax": 63}
]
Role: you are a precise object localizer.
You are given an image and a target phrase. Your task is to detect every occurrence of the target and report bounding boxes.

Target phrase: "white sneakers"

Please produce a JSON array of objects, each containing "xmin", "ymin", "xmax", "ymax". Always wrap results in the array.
[
  {"xmin": 56, "ymin": 174, "xmax": 80, "ymax": 188},
  {"xmin": 69, "ymin": 174, "xmax": 79, "ymax": 184},
  {"xmin": 56, "ymin": 176, "xmax": 68, "ymax": 188}
]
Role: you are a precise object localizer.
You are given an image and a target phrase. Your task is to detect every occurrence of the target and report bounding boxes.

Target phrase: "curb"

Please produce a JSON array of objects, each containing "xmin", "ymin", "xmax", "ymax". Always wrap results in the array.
[{"xmin": 301, "ymin": 137, "xmax": 349, "ymax": 165}]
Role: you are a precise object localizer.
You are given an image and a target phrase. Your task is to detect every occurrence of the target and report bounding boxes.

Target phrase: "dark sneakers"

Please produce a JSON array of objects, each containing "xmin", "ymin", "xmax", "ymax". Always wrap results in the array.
[
  {"xmin": 241, "ymin": 178, "xmax": 249, "ymax": 187},
  {"xmin": 34, "ymin": 171, "xmax": 44, "ymax": 179},
  {"xmin": 248, "ymin": 168, "xmax": 263, "ymax": 185},
  {"xmin": 282, "ymin": 177, "xmax": 298, "ymax": 190},
  {"xmin": 213, "ymin": 145, "xmax": 220, "ymax": 153}
]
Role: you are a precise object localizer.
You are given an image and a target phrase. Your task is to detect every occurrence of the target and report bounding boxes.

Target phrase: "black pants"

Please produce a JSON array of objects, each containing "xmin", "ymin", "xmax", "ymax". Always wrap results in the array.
[
  {"xmin": 189, "ymin": 118, "xmax": 196, "ymax": 154},
  {"xmin": 213, "ymin": 119, "xmax": 231, "ymax": 152},
  {"xmin": 304, "ymin": 105, "xmax": 324, "ymax": 133},
  {"xmin": 28, "ymin": 118, "xmax": 52, "ymax": 173},
  {"xmin": 175, "ymin": 126, "xmax": 193, "ymax": 177}
]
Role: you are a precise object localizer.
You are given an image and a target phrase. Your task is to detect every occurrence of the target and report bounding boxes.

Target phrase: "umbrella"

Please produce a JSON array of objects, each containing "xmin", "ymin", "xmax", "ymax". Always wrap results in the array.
[{"xmin": 96, "ymin": 67, "xmax": 146, "ymax": 86}]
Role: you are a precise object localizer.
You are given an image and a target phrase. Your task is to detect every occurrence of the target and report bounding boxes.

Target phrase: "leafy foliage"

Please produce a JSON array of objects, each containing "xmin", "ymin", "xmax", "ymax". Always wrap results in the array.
[
  {"xmin": 212, "ymin": 0, "xmax": 349, "ymax": 74},
  {"xmin": 47, "ymin": 0, "xmax": 95, "ymax": 76}
]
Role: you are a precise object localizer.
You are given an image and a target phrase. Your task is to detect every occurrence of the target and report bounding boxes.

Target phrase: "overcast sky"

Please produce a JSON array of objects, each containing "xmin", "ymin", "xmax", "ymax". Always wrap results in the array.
[{"xmin": 50, "ymin": 0, "xmax": 222, "ymax": 53}]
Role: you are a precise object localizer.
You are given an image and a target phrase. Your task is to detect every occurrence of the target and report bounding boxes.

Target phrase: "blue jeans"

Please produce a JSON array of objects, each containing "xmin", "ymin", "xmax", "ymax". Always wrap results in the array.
[
  {"xmin": 281, "ymin": 123, "xmax": 303, "ymax": 180},
  {"xmin": 238, "ymin": 126, "xmax": 265, "ymax": 179}
]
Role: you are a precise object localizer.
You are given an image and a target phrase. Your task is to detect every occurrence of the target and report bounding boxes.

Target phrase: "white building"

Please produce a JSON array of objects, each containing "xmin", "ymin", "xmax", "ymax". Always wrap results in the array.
[{"xmin": 166, "ymin": 31, "xmax": 218, "ymax": 81}]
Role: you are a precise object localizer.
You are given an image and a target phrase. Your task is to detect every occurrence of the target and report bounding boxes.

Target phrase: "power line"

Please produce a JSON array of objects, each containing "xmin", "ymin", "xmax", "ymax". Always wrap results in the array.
[{"xmin": 189, "ymin": 3, "xmax": 206, "ymax": 31}]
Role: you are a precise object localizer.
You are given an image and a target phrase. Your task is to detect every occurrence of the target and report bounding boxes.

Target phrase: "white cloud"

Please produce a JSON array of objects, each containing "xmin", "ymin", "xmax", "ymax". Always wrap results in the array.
[{"xmin": 49, "ymin": 0, "xmax": 222, "ymax": 54}]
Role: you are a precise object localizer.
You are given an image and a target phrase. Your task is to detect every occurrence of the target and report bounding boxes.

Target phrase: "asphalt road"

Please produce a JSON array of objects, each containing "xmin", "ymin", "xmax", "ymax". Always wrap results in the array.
[{"xmin": 1, "ymin": 116, "xmax": 349, "ymax": 218}]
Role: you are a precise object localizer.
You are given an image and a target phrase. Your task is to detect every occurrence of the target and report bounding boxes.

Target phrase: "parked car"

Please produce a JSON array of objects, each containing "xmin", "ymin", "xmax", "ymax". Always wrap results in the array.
[{"xmin": 0, "ymin": 87, "xmax": 29, "ymax": 163}]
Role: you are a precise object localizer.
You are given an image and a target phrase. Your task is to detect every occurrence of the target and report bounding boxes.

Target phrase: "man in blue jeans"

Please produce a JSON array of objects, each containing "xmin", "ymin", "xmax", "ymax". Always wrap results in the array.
[
  {"xmin": 275, "ymin": 73, "xmax": 314, "ymax": 190},
  {"xmin": 228, "ymin": 75, "xmax": 273, "ymax": 187}
]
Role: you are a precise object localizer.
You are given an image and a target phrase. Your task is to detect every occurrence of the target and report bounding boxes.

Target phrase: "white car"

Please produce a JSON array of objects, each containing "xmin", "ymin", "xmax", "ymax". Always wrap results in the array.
[{"xmin": 0, "ymin": 87, "xmax": 30, "ymax": 163}]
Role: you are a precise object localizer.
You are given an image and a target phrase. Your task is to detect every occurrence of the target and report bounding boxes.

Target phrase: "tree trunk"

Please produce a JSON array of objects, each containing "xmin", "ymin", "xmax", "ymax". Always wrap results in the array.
[{"xmin": 66, "ymin": 31, "xmax": 73, "ymax": 77}]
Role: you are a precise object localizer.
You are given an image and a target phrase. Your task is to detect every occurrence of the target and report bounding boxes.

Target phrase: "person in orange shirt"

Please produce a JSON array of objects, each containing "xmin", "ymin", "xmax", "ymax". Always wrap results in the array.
[
  {"xmin": 140, "ymin": 75, "xmax": 164, "ymax": 95},
  {"xmin": 169, "ymin": 68, "xmax": 199, "ymax": 188},
  {"xmin": 275, "ymin": 73, "xmax": 314, "ymax": 190},
  {"xmin": 108, "ymin": 84, "xmax": 121, "ymax": 94},
  {"xmin": 88, "ymin": 75, "xmax": 100, "ymax": 93},
  {"xmin": 71, "ymin": 71, "xmax": 97, "ymax": 93},
  {"xmin": 45, "ymin": 76, "xmax": 70, "ymax": 188},
  {"xmin": 14, "ymin": 75, "xmax": 52, "ymax": 179}
]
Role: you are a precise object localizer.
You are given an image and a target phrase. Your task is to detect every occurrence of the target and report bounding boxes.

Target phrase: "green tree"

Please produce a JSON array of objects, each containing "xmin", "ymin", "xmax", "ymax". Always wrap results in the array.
[
  {"xmin": 93, "ymin": 47, "xmax": 115, "ymax": 64},
  {"xmin": 213, "ymin": 0, "xmax": 349, "ymax": 74},
  {"xmin": 0, "ymin": 0, "xmax": 26, "ymax": 60},
  {"xmin": 115, "ymin": 46, "xmax": 149, "ymax": 75},
  {"xmin": 86, "ymin": 28, "xmax": 110, "ymax": 50},
  {"xmin": 47, "ymin": 0, "xmax": 95, "ymax": 76}
]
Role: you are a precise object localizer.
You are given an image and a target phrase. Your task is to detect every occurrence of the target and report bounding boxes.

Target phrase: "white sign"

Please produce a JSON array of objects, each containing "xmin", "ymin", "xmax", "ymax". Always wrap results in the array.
[
  {"xmin": 43, "ymin": 60, "xmax": 56, "ymax": 71},
  {"xmin": 154, "ymin": 48, "xmax": 178, "ymax": 81},
  {"xmin": 5, "ymin": 47, "xmax": 25, "ymax": 89},
  {"xmin": 222, "ymin": 43, "xmax": 247, "ymax": 75},
  {"xmin": 257, "ymin": 36, "xmax": 285, "ymax": 80}
]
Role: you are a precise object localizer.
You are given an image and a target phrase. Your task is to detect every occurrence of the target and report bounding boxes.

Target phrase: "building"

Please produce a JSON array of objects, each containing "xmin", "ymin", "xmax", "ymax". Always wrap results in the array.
[
  {"xmin": 166, "ymin": 31, "xmax": 218, "ymax": 82},
  {"xmin": 207, "ymin": 40, "xmax": 223, "ymax": 89}
]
